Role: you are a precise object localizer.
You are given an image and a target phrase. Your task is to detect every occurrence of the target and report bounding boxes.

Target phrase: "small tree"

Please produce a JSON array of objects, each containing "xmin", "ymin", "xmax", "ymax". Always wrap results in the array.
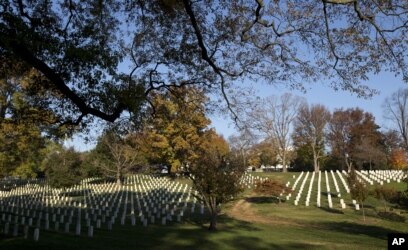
[
  {"xmin": 94, "ymin": 130, "xmax": 146, "ymax": 186},
  {"xmin": 188, "ymin": 131, "xmax": 244, "ymax": 231},
  {"xmin": 228, "ymin": 128, "xmax": 256, "ymax": 169},
  {"xmin": 348, "ymin": 169, "xmax": 369, "ymax": 221}
]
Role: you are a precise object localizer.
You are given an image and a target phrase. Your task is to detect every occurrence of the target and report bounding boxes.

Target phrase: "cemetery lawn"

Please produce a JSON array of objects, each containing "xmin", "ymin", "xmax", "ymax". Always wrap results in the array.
[{"xmin": 1, "ymin": 172, "xmax": 407, "ymax": 250}]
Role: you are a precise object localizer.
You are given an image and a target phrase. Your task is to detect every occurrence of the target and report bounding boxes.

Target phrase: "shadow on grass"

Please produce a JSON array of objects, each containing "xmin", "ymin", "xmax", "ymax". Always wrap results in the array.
[
  {"xmin": 126, "ymin": 215, "xmax": 265, "ymax": 249},
  {"xmin": 318, "ymin": 206, "xmax": 344, "ymax": 214},
  {"xmin": 346, "ymin": 203, "xmax": 375, "ymax": 209},
  {"xmin": 245, "ymin": 196, "xmax": 282, "ymax": 204},
  {"xmin": 318, "ymin": 221, "xmax": 402, "ymax": 240},
  {"xmin": 183, "ymin": 214, "xmax": 262, "ymax": 233},
  {"xmin": 0, "ymin": 214, "xmax": 269, "ymax": 250},
  {"xmin": 321, "ymin": 191, "xmax": 330, "ymax": 197}
]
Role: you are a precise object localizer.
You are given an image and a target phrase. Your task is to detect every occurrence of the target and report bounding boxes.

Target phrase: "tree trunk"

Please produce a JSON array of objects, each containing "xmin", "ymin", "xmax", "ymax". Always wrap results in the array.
[
  {"xmin": 313, "ymin": 151, "xmax": 319, "ymax": 173},
  {"xmin": 282, "ymin": 153, "xmax": 287, "ymax": 173},
  {"xmin": 346, "ymin": 157, "xmax": 352, "ymax": 172},
  {"xmin": 369, "ymin": 155, "xmax": 372, "ymax": 171},
  {"xmin": 207, "ymin": 197, "xmax": 218, "ymax": 231},
  {"xmin": 116, "ymin": 177, "xmax": 122, "ymax": 186},
  {"xmin": 208, "ymin": 213, "xmax": 217, "ymax": 231},
  {"xmin": 241, "ymin": 149, "xmax": 246, "ymax": 169},
  {"xmin": 116, "ymin": 168, "xmax": 122, "ymax": 186},
  {"xmin": 362, "ymin": 202, "xmax": 365, "ymax": 222},
  {"xmin": 383, "ymin": 198, "xmax": 387, "ymax": 212}
]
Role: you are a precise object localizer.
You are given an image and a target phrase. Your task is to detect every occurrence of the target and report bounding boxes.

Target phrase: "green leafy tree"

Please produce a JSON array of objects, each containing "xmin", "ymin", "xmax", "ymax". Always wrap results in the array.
[
  {"xmin": 348, "ymin": 169, "xmax": 369, "ymax": 221},
  {"xmin": 188, "ymin": 130, "xmax": 243, "ymax": 231},
  {"xmin": 292, "ymin": 143, "xmax": 314, "ymax": 172},
  {"xmin": 80, "ymin": 151, "xmax": 104, "ymax": 178},
  {"xmin": 0, "ymin": 58, "xmax": 62, "ymax": 178},
  {"xmin": 43, "ymin": 146, "xmax": 83, "ymax": 188}
]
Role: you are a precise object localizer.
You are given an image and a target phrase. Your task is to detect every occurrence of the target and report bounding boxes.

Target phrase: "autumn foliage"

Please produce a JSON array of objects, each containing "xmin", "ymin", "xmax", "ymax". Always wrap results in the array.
[
  {"xmin": 189, "ymin": 131, "xmax": 244, "ymax": 230},
  {"xmin": 254, "ymin": 179, "xmax": 292, "ymax": 202},
  {"xmin": 389, "ymin": 149, "xmax": 408, "ymax": 170}
]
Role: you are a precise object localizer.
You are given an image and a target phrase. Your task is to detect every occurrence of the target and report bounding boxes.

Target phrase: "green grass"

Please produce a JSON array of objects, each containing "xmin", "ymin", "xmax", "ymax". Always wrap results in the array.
[
  {"xmin": 0, "ymin": 172, "xmax": 407, "ymax": 249},
  {"xmin": 1, "ymin": 207, "xmax": 406, "ymax": 250}
]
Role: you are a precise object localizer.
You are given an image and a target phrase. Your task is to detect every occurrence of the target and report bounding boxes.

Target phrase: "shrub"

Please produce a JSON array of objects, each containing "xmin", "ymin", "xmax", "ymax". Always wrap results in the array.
[
  {"xmin": 373, "ymin": 185, "xmax": 408, "ymax": 210},
  {"xmin": 377, "ymin": 211, "xmax": 406, "ymax": 222},
  {"xmin": 254, "ymin": 179, "xmax": 292, "ymax": 203},
  {"xmin": 395, "ymin": 191, "xmax": 408, "ymax": 209},
  {"xmin": 373, "ymin": 186, "xmax": 399, "ymax": 211},
  {"xmin": 374, "ymin": 186, "xmax": 398, "ymax": 201}
]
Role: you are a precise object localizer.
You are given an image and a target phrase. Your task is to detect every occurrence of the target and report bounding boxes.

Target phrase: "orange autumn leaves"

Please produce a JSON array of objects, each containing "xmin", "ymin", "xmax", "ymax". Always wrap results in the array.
[{"xmin": 389, "ymin": 149, "xmax": 408, "ymax": 170}]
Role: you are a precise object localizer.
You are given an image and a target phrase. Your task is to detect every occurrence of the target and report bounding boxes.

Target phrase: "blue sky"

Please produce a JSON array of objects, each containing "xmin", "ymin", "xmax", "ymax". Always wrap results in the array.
[
  {"xmin": 66, "ymin": 71, "xmax": 406, "ymax": 151},
  {"xmin": 210, "ymin": 71, "xmax": 406, "ymax": 139}
]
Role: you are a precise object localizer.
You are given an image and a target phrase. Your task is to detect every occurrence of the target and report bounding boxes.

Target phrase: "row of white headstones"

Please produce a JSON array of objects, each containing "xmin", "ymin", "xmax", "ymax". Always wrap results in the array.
[
  {"xmin": 239, "ymin": 173, "xmax": 268, "ymax": 189},
  {"xmin": 0, "ymin": 175, "xmax": 205, "ymax": 242},
  {"xmin": 284, "ymin": 170, "xmax": 406, "ymax": 210}
]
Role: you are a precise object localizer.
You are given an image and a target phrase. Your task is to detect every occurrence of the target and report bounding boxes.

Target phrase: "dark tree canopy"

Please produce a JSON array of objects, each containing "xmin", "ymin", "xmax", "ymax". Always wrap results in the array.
[
  {"xmin": 1, "ymin": 0, "xmax": 407, "ymax": 126},
  {"xmin": 43, "ymin": 146, "xmax": 83, "ymax": 188}
]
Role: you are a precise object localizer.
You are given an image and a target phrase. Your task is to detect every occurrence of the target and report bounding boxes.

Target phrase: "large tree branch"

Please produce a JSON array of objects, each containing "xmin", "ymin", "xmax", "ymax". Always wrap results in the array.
[
  {"xmin": 322, "ymin": 1, "xmax": 343, "ymax": 69},
  {"xmin": 6, "ymin": 41, "xmax": 125, "ymax": 123},
  {"xmin": 182, "ymin": 0, "xmax": 239, "ymax": 123},
  {"xmin": 17, "ymin": 0, "xmax": 36, "ymax": 25},
  {"xmin": 323, "ymin": 0, "xmax": 355, "ymax": 3},
  {"xmin": 241, "ymin": 0, "xmax": 303, "ymax": 41}
]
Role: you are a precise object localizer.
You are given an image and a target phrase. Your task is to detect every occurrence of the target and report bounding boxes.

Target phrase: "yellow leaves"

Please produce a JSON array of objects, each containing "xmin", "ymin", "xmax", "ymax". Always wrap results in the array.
[
  {"xmin": 196, "ymin": 130, "xmax": 230, "ymax": 161},
  {"xmin": 0, "ymin": 115, "xmax": 44, "ymax": 178},
  {"xmin": 12, "ymin": 161, "xmax": 38, "ymax": 179},
  {"xmin": 140, "ymin": 86, "xmax": 213, "ymax": 173},
  {"xmin": 173, "ymin": 136, "xmax": 188, "ymax": 150},
  {"xmin": 170, "ymin": 159, "xmax": 181, "ymax": 173},
  {"xmin": 150, "ymin": 133, "xmax": 170, "ymax": 149},
  {"xmin": 389, "ymin": 149, "xmax": 408, "ymax": 170},
  {"xmin": 20, "ymin": 69, "xmax": 40, "ymax": 90},
  {"xmin": 248, "ymin": 157, "xmax": 260, "ymax": 168}
]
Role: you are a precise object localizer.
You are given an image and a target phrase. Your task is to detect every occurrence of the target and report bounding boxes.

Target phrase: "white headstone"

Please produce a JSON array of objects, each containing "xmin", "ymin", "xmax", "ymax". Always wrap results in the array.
[
  {"xmin": 75, "ymin": 223, "xmax": 81, "ymax": 235},
  {"xmin": 33, "ymin": 228, "xmax": 39, "ymax": 241},
  {"xmin": 88, "ymin": 226, "xmax": 93, "ymax": 237}
]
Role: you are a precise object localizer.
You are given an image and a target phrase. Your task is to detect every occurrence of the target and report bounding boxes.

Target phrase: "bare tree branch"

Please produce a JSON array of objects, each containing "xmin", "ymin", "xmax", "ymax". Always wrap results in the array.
[{"xmin": 182, "ymin": 0, "xmax": 239, "ymax": 123}]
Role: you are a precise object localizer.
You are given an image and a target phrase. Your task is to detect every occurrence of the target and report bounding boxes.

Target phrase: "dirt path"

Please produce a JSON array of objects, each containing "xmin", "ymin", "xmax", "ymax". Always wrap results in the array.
[{"xmin": 227, "ymin": 199, "xmax": 302, "ymax": 226}]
